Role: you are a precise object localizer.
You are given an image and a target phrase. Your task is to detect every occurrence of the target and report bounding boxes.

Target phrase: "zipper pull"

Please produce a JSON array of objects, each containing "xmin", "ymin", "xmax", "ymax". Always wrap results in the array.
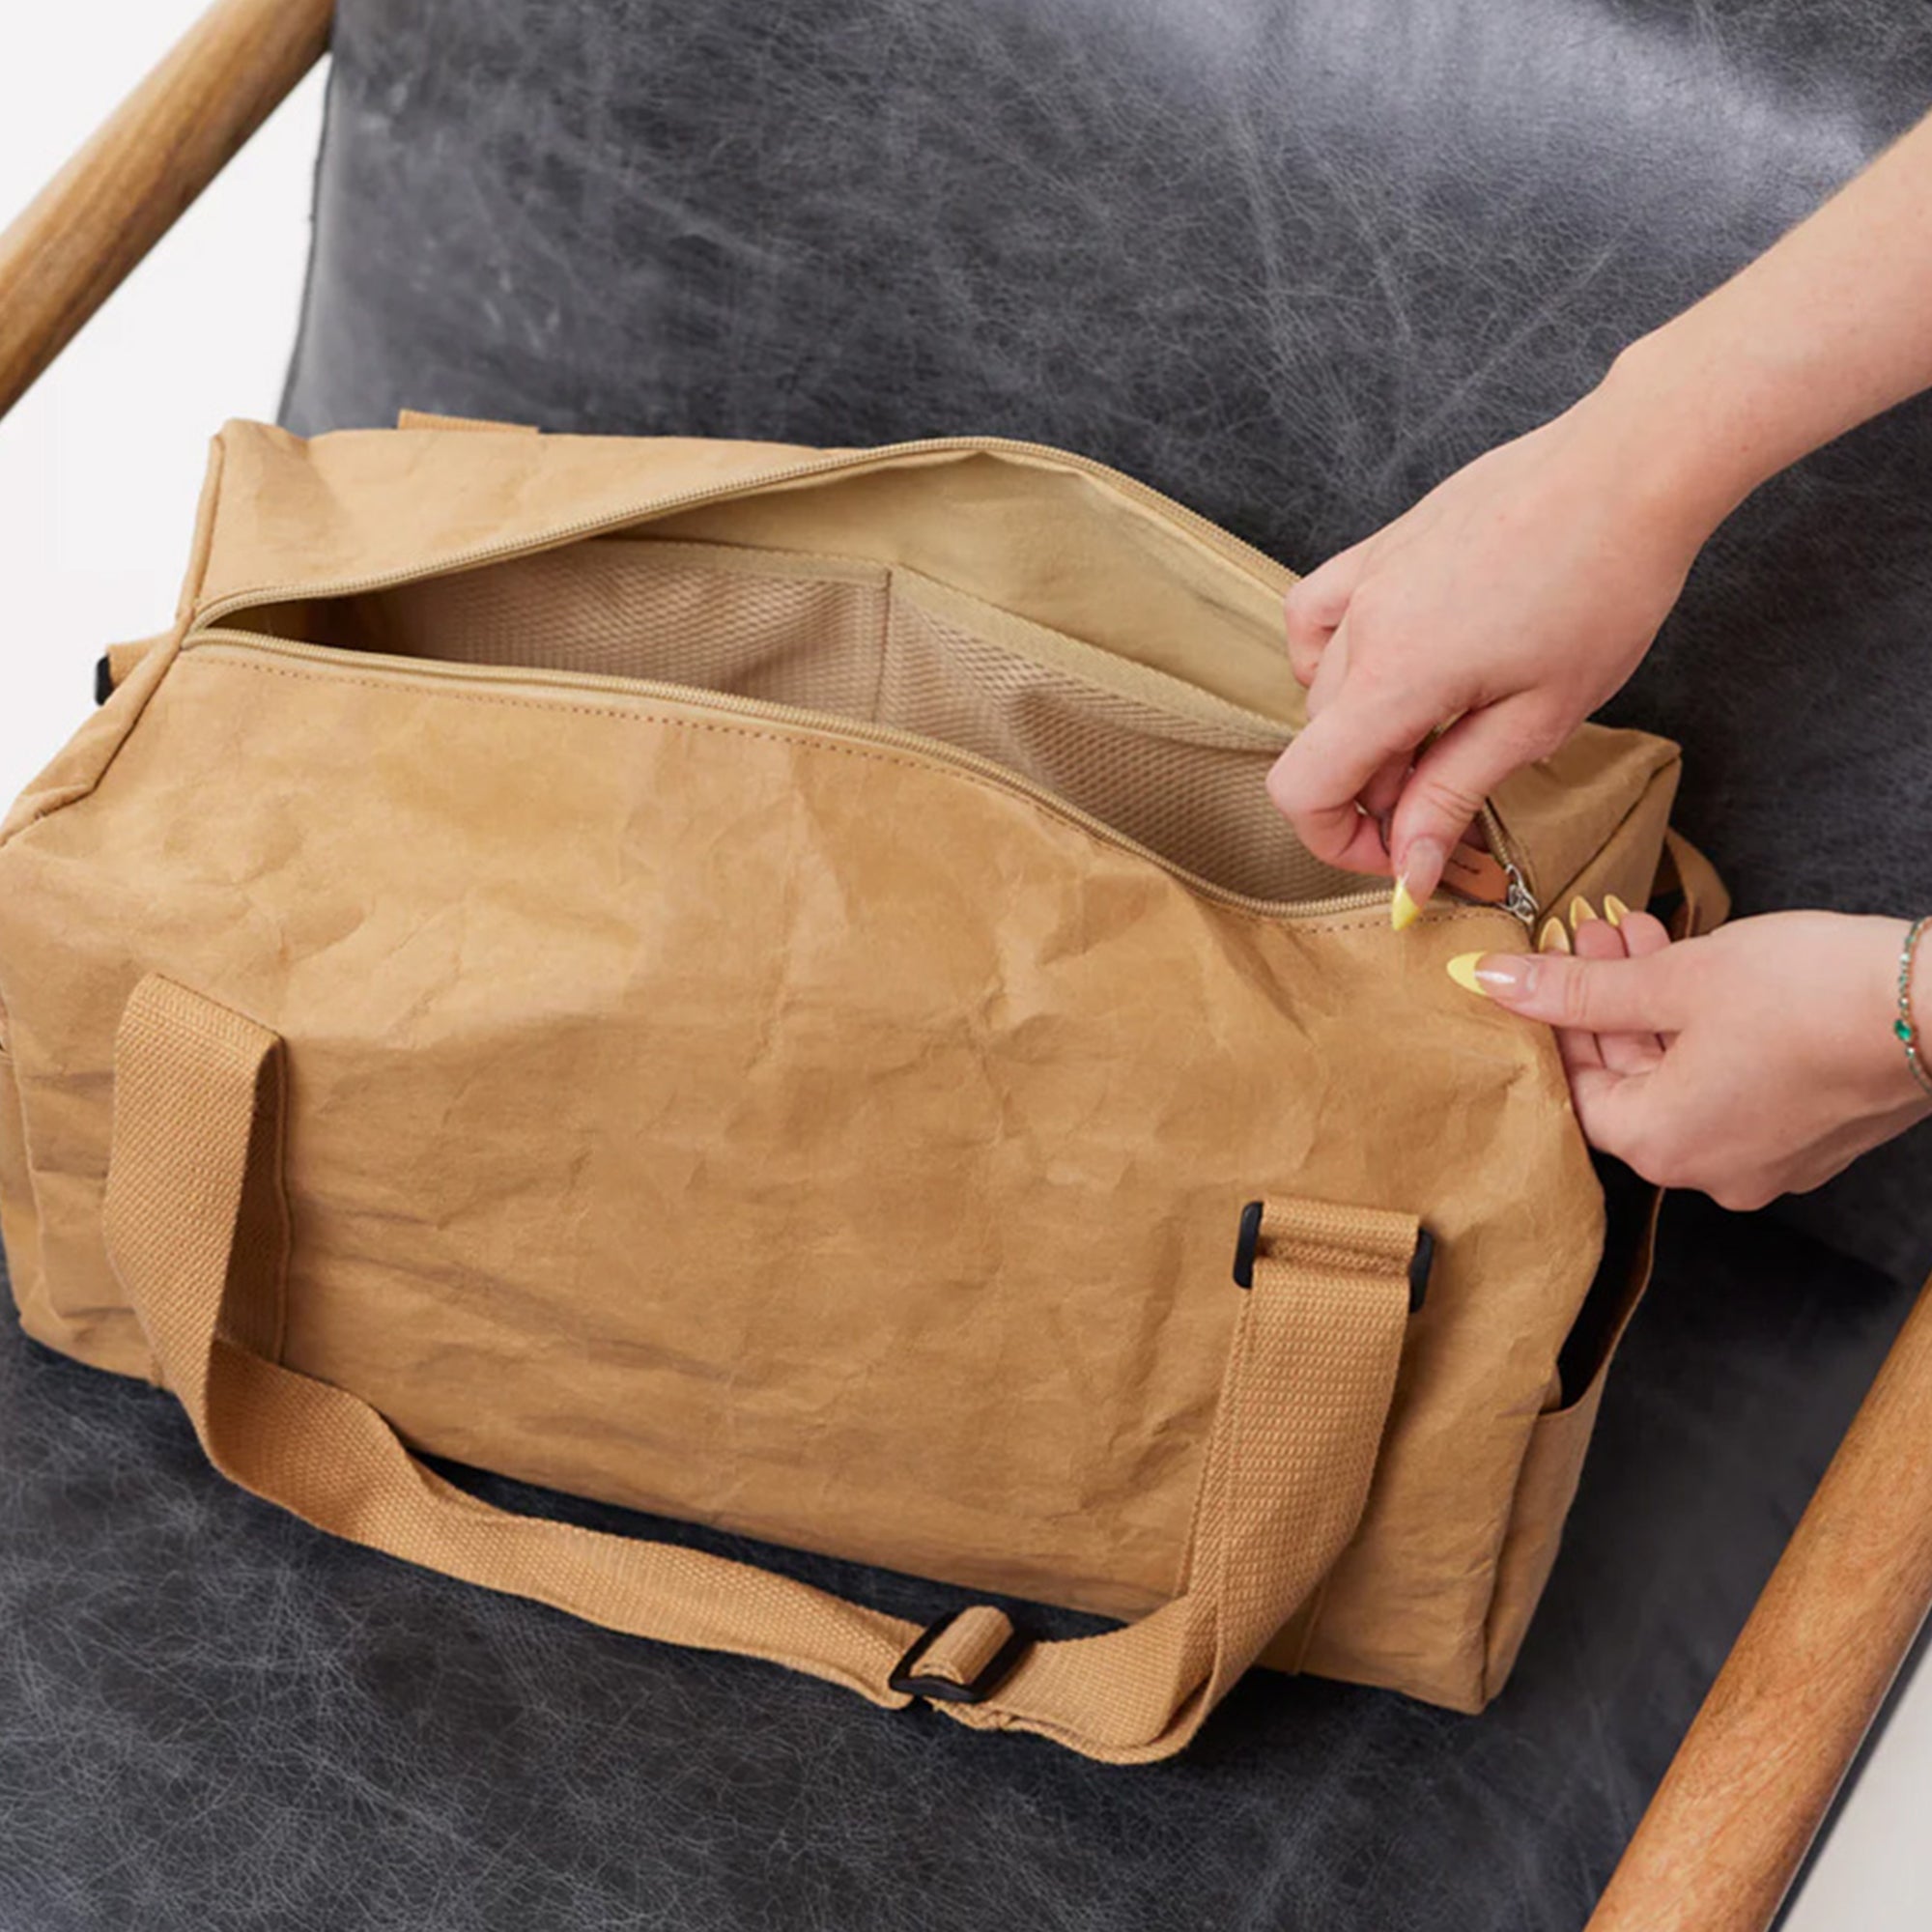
[
  {"xmin": 1435, "ymin": 844, "xmax": 1541, "ymax": 928},
  {"xmin": 1437, "ymin": 823, "xmax": 1538, "ymax": 927}
]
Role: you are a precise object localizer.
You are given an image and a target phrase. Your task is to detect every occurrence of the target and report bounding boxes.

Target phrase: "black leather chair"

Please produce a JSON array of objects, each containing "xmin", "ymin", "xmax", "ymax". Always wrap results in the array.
[{"xmin": 3, "ymin": 3, "xmax": 1930, "ymax": 1926}]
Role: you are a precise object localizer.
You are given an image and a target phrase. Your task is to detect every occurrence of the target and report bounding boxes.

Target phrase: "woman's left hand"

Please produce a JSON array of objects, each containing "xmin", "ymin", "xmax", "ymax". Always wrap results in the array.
[{"xmin": 1450, "ymin": 905, "xmax": 1932, "ymax": 1209}]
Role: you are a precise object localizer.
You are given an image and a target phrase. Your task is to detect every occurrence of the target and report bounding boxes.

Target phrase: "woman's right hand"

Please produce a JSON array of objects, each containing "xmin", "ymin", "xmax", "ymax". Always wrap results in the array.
[
  {"xmin": 1269, "ymin": 100, "xmax": 1932, "ymax": 922},
  {"xmin": 1265, "ymin": 372, "xmax": 1725, "ymax": 921}
]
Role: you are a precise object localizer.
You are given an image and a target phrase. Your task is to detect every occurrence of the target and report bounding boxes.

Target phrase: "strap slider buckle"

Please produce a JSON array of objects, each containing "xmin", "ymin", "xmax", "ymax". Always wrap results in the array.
[
  {"xmin": 888, "ymin": 1611, "xmax": 1031, "ymax": 1706},
  {"xmin": 1233, "ymin": 1200, "xmax": 1435, "ymax": 1312}
]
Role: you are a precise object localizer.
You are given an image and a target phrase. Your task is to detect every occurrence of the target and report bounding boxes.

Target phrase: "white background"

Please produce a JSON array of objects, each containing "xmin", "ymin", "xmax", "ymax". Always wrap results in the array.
[
  {"xmin": 1, "ymin": 6, "xmax": 1926, "ymax": 1923},
  {"xmin": 0, "ymin": 7, "xmax": 325, "ymax": 806}
]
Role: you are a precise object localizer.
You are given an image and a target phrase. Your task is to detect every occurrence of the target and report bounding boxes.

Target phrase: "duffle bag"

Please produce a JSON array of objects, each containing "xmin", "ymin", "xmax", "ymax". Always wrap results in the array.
[{"xmin": 0, "ymin": 416, "xmax": 1721, "ymax": 1762}]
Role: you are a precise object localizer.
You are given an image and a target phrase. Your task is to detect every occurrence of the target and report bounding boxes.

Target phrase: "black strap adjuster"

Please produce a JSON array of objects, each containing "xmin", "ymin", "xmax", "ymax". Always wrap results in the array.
[
  {"xmin": 1232, "ymin": 1200, "xmax": 1435, "ymax": 1312},
  {"xmin": 888, "ymin": 1613, "xmax": 1031, "ymax": 1706}
]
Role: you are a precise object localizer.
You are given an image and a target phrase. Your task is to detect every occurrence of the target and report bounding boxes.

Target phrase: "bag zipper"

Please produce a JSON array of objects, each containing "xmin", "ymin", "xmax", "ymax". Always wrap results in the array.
[
  {"xmin": 186, "ymin": 433, "xmax": 1540, "ymax": 926},
  {"xmin": 191, "ymin": 628, "xmax": 1536, "ymax": 928}
]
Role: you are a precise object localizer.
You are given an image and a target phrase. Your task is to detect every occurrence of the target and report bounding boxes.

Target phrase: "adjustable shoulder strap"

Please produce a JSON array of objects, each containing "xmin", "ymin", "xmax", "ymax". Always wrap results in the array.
[{"xmin": 104, "ymin": 976, "xmax": 1415, "ymax": 1763}]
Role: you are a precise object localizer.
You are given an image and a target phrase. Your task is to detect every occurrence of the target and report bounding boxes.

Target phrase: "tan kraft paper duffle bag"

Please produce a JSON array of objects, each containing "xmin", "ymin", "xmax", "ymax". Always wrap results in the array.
[{"xmin": 0, "ymin": 418, "xmax": 1724, "ymax": 1763}]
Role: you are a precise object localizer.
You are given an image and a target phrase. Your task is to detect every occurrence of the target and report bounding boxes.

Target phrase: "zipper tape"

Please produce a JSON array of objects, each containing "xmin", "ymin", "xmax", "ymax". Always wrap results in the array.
[
  {"xmin": 187, "ymin": 629, "xmax": 1537, "ymax": 929},
  {"xmin": 185, "ymin": 433, "xmax": 1539, "ymax": 927}
]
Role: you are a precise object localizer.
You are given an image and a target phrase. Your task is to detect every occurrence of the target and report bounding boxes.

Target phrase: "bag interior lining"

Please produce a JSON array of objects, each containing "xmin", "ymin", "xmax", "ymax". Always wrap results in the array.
[{"xmin": 248, "ymin": 536, "xmax": 1363, "ymax": 903}]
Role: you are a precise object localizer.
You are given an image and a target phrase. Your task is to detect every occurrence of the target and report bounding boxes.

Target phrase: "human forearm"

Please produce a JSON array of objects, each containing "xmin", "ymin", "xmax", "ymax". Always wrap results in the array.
[
  {"xmin": 1588, "ymin": 105, "xmax": 1932, "ymax": 539},
  {"xmin": 1271, "ymin": 105, "xmax": 1932, "ymax": 917}
]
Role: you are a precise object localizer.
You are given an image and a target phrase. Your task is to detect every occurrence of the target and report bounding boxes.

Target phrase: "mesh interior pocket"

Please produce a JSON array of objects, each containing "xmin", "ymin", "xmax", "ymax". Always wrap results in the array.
[
  {"xmin": 291, "ymin": 538, "xmax": 1356, "ymax": 903},
  {"xmin": 359, "ymin": 542, "xmax": 892, "ymax": 713},
  {"xmin": 878, "ymin": 596, "xmax": 1349, "ymax": 901}
]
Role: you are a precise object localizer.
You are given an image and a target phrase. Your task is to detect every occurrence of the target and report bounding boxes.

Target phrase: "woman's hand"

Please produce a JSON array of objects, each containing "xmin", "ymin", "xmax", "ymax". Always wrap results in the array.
[
  {"xmin": 1265, "ymin": 383, "xmax": 1720, "ymax": 919},
  {"xmin": 1266, "ymin": 99, "xmax": 1932, "ymax": 923},
  {"xmin": 1268, "ymin": 101, "xmax": 1932, "ymax": 924},
  {"xmin": 1449, "ymin": 906, "xmax": 1932, "ymax": 1209}
]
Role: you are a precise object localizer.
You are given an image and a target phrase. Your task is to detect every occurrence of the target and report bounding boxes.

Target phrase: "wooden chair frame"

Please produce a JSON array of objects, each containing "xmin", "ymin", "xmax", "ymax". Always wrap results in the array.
[{"xmin": 4, "ymin": 3, "xmax": 1930, "ymax": 1924}]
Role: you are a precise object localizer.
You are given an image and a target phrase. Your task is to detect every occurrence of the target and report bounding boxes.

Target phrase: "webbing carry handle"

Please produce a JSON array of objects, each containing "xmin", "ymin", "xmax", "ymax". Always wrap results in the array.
[{"xmin": 101, "ymin": 975, "xmax": 1415, "ymax": 1764}]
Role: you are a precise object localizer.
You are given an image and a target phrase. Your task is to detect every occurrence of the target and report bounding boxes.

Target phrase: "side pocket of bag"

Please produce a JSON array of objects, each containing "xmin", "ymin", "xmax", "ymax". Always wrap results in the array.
[
  {"xmin": 1480, "ymin": 1385, "xmax": 1610, "ymax": 1697},
  {"xmin": 1479, "ymin": 810, "xmax": 1732, "ymax": 1695},
  {"xmin": 1479, "ymin": 1161, "xmax": 1663, "ymax": 1698}
]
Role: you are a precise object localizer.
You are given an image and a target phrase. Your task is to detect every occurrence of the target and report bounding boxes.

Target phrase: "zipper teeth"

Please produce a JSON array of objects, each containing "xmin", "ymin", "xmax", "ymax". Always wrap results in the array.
[
  {"xmin": 191, "ymin": 630, "xmax": 1440, "ymax": 923},
  {"xmin": 188, "ymin": 430, "xmax": 1538, "ymax": 925},
  {"xmin": 1486, "ymin": 807, "xmax": 1537, "ymax": 924}
]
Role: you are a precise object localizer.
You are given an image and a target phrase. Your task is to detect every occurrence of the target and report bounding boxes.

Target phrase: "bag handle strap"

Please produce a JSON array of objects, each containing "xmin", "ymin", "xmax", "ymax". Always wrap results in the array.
[{"xmin": 102, "ymin": 975, "xmax": 1415, "ymax": 1763}]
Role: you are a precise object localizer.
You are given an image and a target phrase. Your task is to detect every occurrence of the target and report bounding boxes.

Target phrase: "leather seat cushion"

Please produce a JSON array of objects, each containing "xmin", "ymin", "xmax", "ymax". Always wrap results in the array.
[{"xmin": 0, "ymin": 1198, "xmax": 1909, "ymax": 1930}]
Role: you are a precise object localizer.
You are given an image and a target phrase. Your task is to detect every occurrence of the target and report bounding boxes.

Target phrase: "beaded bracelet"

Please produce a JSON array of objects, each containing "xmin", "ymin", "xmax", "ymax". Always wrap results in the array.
[{"xmin": 1896, "ymin": 916, "xmax": 1932, "ymax": 1098}]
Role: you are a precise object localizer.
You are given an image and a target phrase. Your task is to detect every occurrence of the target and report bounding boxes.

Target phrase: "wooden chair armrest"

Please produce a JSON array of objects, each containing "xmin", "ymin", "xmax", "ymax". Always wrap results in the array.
[
  {"xmin": 1589, "ymin": 1268, "xmax": 1932, "ymax": 1930},
  {"xmin": 7, "ymin": 11, "xmax": 1928, "ymax": 1924},
  {"xmin": 0, "ymin": 0, "xmax": 331, "ymax": 423}
]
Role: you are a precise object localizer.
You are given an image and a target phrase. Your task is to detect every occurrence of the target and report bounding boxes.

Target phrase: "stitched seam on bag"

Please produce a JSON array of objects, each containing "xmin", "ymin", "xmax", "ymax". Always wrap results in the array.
[
  {"xmin": 182, "ymin": 430, "xmax": 229, "ymax": 621},
  {"xmin": 0, "ymin": 629, "xmax": 195, "ymax": 853},
  {"xmin": 189, "ymin": 653, "xmax": 1520, "ymax": 938},
  {"xmin": 0, "ymin": 441, "xmax": 226, "ymax": 856}
]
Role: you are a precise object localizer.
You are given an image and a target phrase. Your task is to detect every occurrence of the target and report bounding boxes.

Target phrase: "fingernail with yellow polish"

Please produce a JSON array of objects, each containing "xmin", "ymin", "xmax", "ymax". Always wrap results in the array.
[
  {"xmin": 1603, "ymin": 894, "xmax": 1630, "ymax": 927},
  {"xmin": 1569, "ymin": 896, "xmax": 1599, "ymax": 929},
  {"xmin": 1391, "ymin": 876, "xmax": 1423, "ymax": 931},
  {"xmin": 1446, "ymin": 952, "xmax": 1531, "ymax": 999},
  {"xmin": 1537, "ymin": 918, "xmax": 1572, "ymax": 954}
]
